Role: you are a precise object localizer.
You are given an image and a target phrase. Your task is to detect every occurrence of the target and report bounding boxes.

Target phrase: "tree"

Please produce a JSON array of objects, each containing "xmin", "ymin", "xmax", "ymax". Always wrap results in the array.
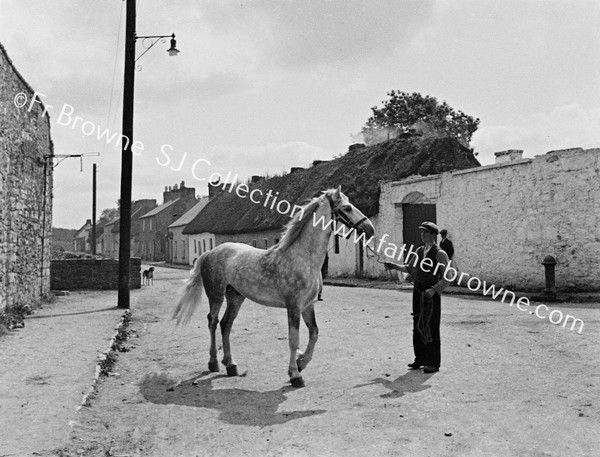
[
  {"xmin": 98, "ymin": 207, "xmax": 119, "ymax": 224},
  {"xmin": 362, "ymin": 91, "xmax": 480, "ymax": 145}
]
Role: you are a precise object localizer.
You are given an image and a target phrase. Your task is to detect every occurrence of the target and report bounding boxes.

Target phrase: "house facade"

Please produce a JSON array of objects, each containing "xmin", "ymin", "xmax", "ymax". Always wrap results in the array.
[
  {"xmin": 139, "ymin": 182, "xmax": 198, "ymax": 261},
  {"xmin": 102, "ymin": 217, "xmax": 119, "ymax": 258},
  {"xmin": 168, "ymin": 196, "xmax": 209, "ymax": 265},
  {"xmin": 187, "ymin": 232, "xmax": 217, "ymax": 265},
  {"xmin": 130, "ymin": 199, "xmax": 157, "ymax": 258},
  {"xmin": 73, "ymin": 219, "xmax": 92, "ymax": 253}
]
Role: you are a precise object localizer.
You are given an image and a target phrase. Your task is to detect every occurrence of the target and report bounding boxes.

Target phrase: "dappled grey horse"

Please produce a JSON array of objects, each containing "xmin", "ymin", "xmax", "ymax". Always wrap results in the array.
[{"xmin": 173, "ymin": 187, "xmax": 375, "ymax": 387}]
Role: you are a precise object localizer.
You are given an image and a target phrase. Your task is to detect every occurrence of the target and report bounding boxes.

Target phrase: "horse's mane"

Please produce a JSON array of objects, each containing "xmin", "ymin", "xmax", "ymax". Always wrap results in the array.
[{"xmin": 275, "ymin": 189, "xmax": 336, "ymax": 252}]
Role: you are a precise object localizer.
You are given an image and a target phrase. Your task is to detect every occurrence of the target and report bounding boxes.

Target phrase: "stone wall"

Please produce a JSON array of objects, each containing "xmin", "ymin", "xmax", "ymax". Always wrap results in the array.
[
  {"xmin": 379, "ymin": 148, "xmax": 600, "ymax": 291},
  {"xmin": 50, "ymin": 258, "xmax": 141, "ymax": 290},
  {"xmin": 0, "ymin": 43, "xmax": 53, "ymax": 312}
]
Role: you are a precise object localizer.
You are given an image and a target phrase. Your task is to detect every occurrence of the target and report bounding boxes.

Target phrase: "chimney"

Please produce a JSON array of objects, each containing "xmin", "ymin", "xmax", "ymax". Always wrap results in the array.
[
  {"xmin": 209, "ymin": 178, "xmax": 225, "ymax": 200},
  {"xmin": 312, "ymin": 160, "xmax": 329, "ymax": 167},
  {"xmin": 494, "ymin": 149, "xmax": 524, "ymax": 164},
  {"xmin": 251, "ymin": 175, "xmax": 263, "ymax": 184},
  {"xmin": 290, "ymin": 167, "xmax": 304, "ymax": 174},
  {"xmin": 180, "ymin": 180, "xmax": 185, "ymax": 188}
]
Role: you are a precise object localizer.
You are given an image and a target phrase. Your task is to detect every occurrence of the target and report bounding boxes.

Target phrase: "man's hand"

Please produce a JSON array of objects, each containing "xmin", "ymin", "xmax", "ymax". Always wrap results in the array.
[
  {"xmin": 384, "ymin": 262, "xmax": 395, "ymax": 271},
  {"xmin": 424, "ymin": 288, "xmax": 435, "ymax": 298}
]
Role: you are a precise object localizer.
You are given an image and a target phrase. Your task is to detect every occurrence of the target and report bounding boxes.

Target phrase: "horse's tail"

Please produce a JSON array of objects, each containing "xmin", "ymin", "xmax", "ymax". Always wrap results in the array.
[{"xmin": 172, "ymin": 256, "xmax": 204, "ymax": 326}]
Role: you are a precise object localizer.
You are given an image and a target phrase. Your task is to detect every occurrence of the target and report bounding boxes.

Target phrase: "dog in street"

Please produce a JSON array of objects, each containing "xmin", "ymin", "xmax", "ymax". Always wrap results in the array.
[{"xmin": 143, "ymin": 267, "xmax": 155, "ymax": 286}]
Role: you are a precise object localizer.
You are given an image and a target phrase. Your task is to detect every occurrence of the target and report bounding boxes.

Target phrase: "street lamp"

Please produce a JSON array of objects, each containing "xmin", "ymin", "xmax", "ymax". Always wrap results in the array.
[
  {"xmin": 135, "ymin": 33, "xmax": 180, "ymax": 64},
  {"xmin": 118, "ymin": 0, "xmax": 179, "ymax": 309}
]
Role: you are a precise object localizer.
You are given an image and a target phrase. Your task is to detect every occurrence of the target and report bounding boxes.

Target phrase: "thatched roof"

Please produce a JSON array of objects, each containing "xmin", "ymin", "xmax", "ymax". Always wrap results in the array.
[{"xmin": 183, "ymin": 136, "xmax": 480, "ymax": 235}]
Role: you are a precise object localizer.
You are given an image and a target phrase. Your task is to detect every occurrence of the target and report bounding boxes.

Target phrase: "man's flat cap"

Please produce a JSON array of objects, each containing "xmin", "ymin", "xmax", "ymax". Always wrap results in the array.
[{"xmin": 418, "ymin": 221, "xmax": 439, "ymax": 234}]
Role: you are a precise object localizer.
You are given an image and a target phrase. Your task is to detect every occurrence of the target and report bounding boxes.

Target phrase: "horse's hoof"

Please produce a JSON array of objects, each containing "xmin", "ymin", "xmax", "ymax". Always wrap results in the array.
[
  {"xmin": 208, "ymin": 361, "xmax": 220, "ymax": 372},
  {"xmin": 290, "ymin": 376, "xmax": 305, "ymax": 388},
  {"xmin": 226, "ymin": 365, "xmax": 238, "ymax": 377}
]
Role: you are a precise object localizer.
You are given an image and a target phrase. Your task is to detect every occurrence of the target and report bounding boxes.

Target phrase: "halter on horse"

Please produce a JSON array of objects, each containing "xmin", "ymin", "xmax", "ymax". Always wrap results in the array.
[{"xmin": 173, "ymin": 187, "xmax": 375, "ymax": 387}]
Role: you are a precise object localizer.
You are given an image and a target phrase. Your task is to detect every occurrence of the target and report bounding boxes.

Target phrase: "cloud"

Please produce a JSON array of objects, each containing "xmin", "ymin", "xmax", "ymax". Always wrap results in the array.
[
  {"xmin": 194, "ymin": 0, "xmax": 435, "ymax": 72},
  {"xmin": 471, "ymin": 104, "xmax": 600, "ymax": 165}
]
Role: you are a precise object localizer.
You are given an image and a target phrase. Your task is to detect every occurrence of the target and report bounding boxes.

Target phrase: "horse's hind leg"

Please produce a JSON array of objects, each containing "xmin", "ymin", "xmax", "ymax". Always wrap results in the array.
[
  {"xmin": 297, "ymin": 304, "xmax": 319, "ymax": 372},
  {"xmin": 220, "ymin": 286, "xmax": 245, "ymax": 376},
  {"xmin": 286, "ymin": 304, "xmax": 305, "ymax": 388},
  {"xmin": 207, "ymin": 297, "xmax": 223, "ymax": 372}
]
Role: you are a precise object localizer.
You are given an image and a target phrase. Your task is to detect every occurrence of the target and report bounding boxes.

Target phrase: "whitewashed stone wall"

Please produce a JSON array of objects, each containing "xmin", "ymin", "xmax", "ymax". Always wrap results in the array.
[
  {"xmin": 379, "ymin": 148, "xmax": 600, "ymax": 291},
  {"xmin": 1, "ymin": 44, "xmax": 54, "ymax": 312}
]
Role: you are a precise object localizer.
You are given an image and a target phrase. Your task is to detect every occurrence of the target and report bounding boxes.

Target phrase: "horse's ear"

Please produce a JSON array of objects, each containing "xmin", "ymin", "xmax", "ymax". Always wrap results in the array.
[{"xmin": 333, "ymin": 186, "xmax": 342, "ymax": 198}]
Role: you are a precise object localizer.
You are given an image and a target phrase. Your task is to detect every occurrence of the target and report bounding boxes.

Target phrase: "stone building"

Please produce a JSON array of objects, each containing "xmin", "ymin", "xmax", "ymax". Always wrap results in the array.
[
  {"xmin": 0, "ymin": 43, "xmax": 54, "ymax": 314},
  {"xmin": 168, "ymin": 196, "xmax": 209, "ymax": 265},
  {"xmin": 73, "ymin": 219, "xmax": 92, "ymax": 253},
  {"xmin": 138, "ymin": 182, "xmax": 197, "ymax": 261},
  {"xmin": 378, "ymin": 147, "xmax": 600, "ymax": 291},
  {"xmin": 101, "ymin": 217, "xmax": 120, "ymax": 258}
]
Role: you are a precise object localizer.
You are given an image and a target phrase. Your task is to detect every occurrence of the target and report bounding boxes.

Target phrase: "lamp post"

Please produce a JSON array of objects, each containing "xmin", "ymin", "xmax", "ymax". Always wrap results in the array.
[{"xmin": 117, "ymin": 0, "xmax": 179, "ymax": 309}]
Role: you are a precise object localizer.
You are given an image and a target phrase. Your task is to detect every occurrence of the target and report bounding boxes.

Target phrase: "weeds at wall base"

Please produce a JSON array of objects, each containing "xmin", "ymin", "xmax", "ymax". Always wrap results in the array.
[{"xmin": 0, "ymin": 302, "xmax": 33, "ymax": 334}]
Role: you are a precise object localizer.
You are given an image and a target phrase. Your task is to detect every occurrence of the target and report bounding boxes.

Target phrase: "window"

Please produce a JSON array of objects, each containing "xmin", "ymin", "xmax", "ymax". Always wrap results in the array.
[
  {"xmin": 203, "ymin": 239, "xmax": 206, "ymax": 253},
  {"xmin": 334, "ymin": 235, "xmax": 340, "ymax": 254},
  {"xmin": 252, "ymin": 239, "xmax": 257, "ymax": 247},
  {"xmin": 194, "ymin": 240, "xmax": 197, "ymax": 254},
  {"xmin": 275, "ymin": 238, "xmax": 280, "ymax": 245},
  {"xmin": 209, "ymin": 238, "xmax": 213, "ymax": 250},
  {"xmin": 264, "ymin": 239, "xmax": 268, "ymax": 249},
  {"xmin": 142, "ymin": 219, "xmax": 145, "ymax": 232},
  {"xmin": 149, "ymin": 218, "xmax": 153, "ymax": 231}
]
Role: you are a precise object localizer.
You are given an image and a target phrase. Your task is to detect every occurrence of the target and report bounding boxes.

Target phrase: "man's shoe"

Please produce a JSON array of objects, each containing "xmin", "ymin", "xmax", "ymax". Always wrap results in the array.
[
  {"xmin": 407, "ymin": 362, "xmax": 423, "ymax": 369},
  {"xmin": 423, "ymin": 366, "xmax": 439, "ymax": 373}
]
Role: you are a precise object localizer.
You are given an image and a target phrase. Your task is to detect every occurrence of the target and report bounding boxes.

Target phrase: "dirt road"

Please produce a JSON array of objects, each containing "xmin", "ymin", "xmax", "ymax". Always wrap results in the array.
[{"xmin": 51, "ymin": 267, "xmax": 600, "ymax": 456}]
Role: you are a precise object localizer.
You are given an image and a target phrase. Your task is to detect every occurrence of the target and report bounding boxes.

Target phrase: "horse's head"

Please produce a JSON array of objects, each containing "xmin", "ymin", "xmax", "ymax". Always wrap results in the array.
[{"xmin": 323, "ymin": 187, "xmax": 375, "ymax": 237}]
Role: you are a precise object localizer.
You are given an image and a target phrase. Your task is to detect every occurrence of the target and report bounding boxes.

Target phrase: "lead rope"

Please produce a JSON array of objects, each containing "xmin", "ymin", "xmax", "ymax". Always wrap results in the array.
[{"xmin": 417, "ymin": 292, "xmax": 434, "ymax": 344}]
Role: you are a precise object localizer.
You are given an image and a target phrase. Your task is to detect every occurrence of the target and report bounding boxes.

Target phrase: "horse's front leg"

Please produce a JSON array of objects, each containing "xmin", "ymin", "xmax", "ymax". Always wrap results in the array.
[
  {"xmin": 297, "ymin": 304, "xmax": 318, "ymax": 372},
  {"xmin": 286, "ymin": 305, "xmax": 305, "ymax": 388}
]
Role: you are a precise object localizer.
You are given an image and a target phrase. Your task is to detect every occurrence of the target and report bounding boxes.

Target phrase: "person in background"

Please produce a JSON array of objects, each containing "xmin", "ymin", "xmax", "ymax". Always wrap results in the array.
[
  {"xmin": 440, "ymin": 229, "xmax": 454, "ymax": 261},
  {"xmin": 385, "ymin": 222, "xmax": 450, "ymax": 373}
]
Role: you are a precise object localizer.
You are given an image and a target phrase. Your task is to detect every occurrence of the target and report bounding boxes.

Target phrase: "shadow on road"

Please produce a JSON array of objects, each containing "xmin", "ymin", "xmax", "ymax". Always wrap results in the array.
[
  {"xmin": 354, "ymin": 370, "xmax": 435, "ymax": 398},
  {"xmin": 139, "ymin": 371, "xmax": 326, "ymax": 427}
]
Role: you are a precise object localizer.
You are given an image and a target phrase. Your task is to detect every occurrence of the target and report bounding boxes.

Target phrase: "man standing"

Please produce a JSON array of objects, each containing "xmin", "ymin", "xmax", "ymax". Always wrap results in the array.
[
  {"xmin": 440, "ymin": 229, "xmax": 454, "ymax": 261},
  {"xmin": 385, "ymin": 222, "xmax": 450, "ymax": 373}
]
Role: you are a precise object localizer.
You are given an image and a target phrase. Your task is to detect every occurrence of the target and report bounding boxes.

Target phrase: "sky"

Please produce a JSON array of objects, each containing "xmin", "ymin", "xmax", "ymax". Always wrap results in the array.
[{"xmin": 2, "ymin": 0, "xmax": 599, "ymax": 229}]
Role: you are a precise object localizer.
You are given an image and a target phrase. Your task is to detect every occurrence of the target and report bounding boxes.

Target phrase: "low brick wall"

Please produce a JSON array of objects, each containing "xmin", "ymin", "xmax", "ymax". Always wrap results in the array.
[{"xmin": 50, "ymin": 258, "xmax": 141, "ymax": 290}]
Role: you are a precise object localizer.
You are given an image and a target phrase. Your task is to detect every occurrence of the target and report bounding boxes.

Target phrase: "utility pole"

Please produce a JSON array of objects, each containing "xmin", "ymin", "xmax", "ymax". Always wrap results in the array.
[
  {"xmin": 91, "ymin": 163, "xmax": 97, "ymax": 255},
  {"xmin": 117, "ymin": 0, "xmax": 136, "ymax": 309}
]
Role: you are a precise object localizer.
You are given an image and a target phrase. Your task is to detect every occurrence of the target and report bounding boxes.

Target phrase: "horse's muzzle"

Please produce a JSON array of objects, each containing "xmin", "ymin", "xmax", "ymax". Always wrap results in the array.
[{"xmin": 358, "ymin": 220, "xmax": 375, "ymax": 237}]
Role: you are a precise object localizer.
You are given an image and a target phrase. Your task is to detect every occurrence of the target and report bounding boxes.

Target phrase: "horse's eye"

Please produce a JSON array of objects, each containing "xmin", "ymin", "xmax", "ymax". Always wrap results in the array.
[{"xmin": 341, "ymin": 205, "xmax": 352, "ymax": 212}]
